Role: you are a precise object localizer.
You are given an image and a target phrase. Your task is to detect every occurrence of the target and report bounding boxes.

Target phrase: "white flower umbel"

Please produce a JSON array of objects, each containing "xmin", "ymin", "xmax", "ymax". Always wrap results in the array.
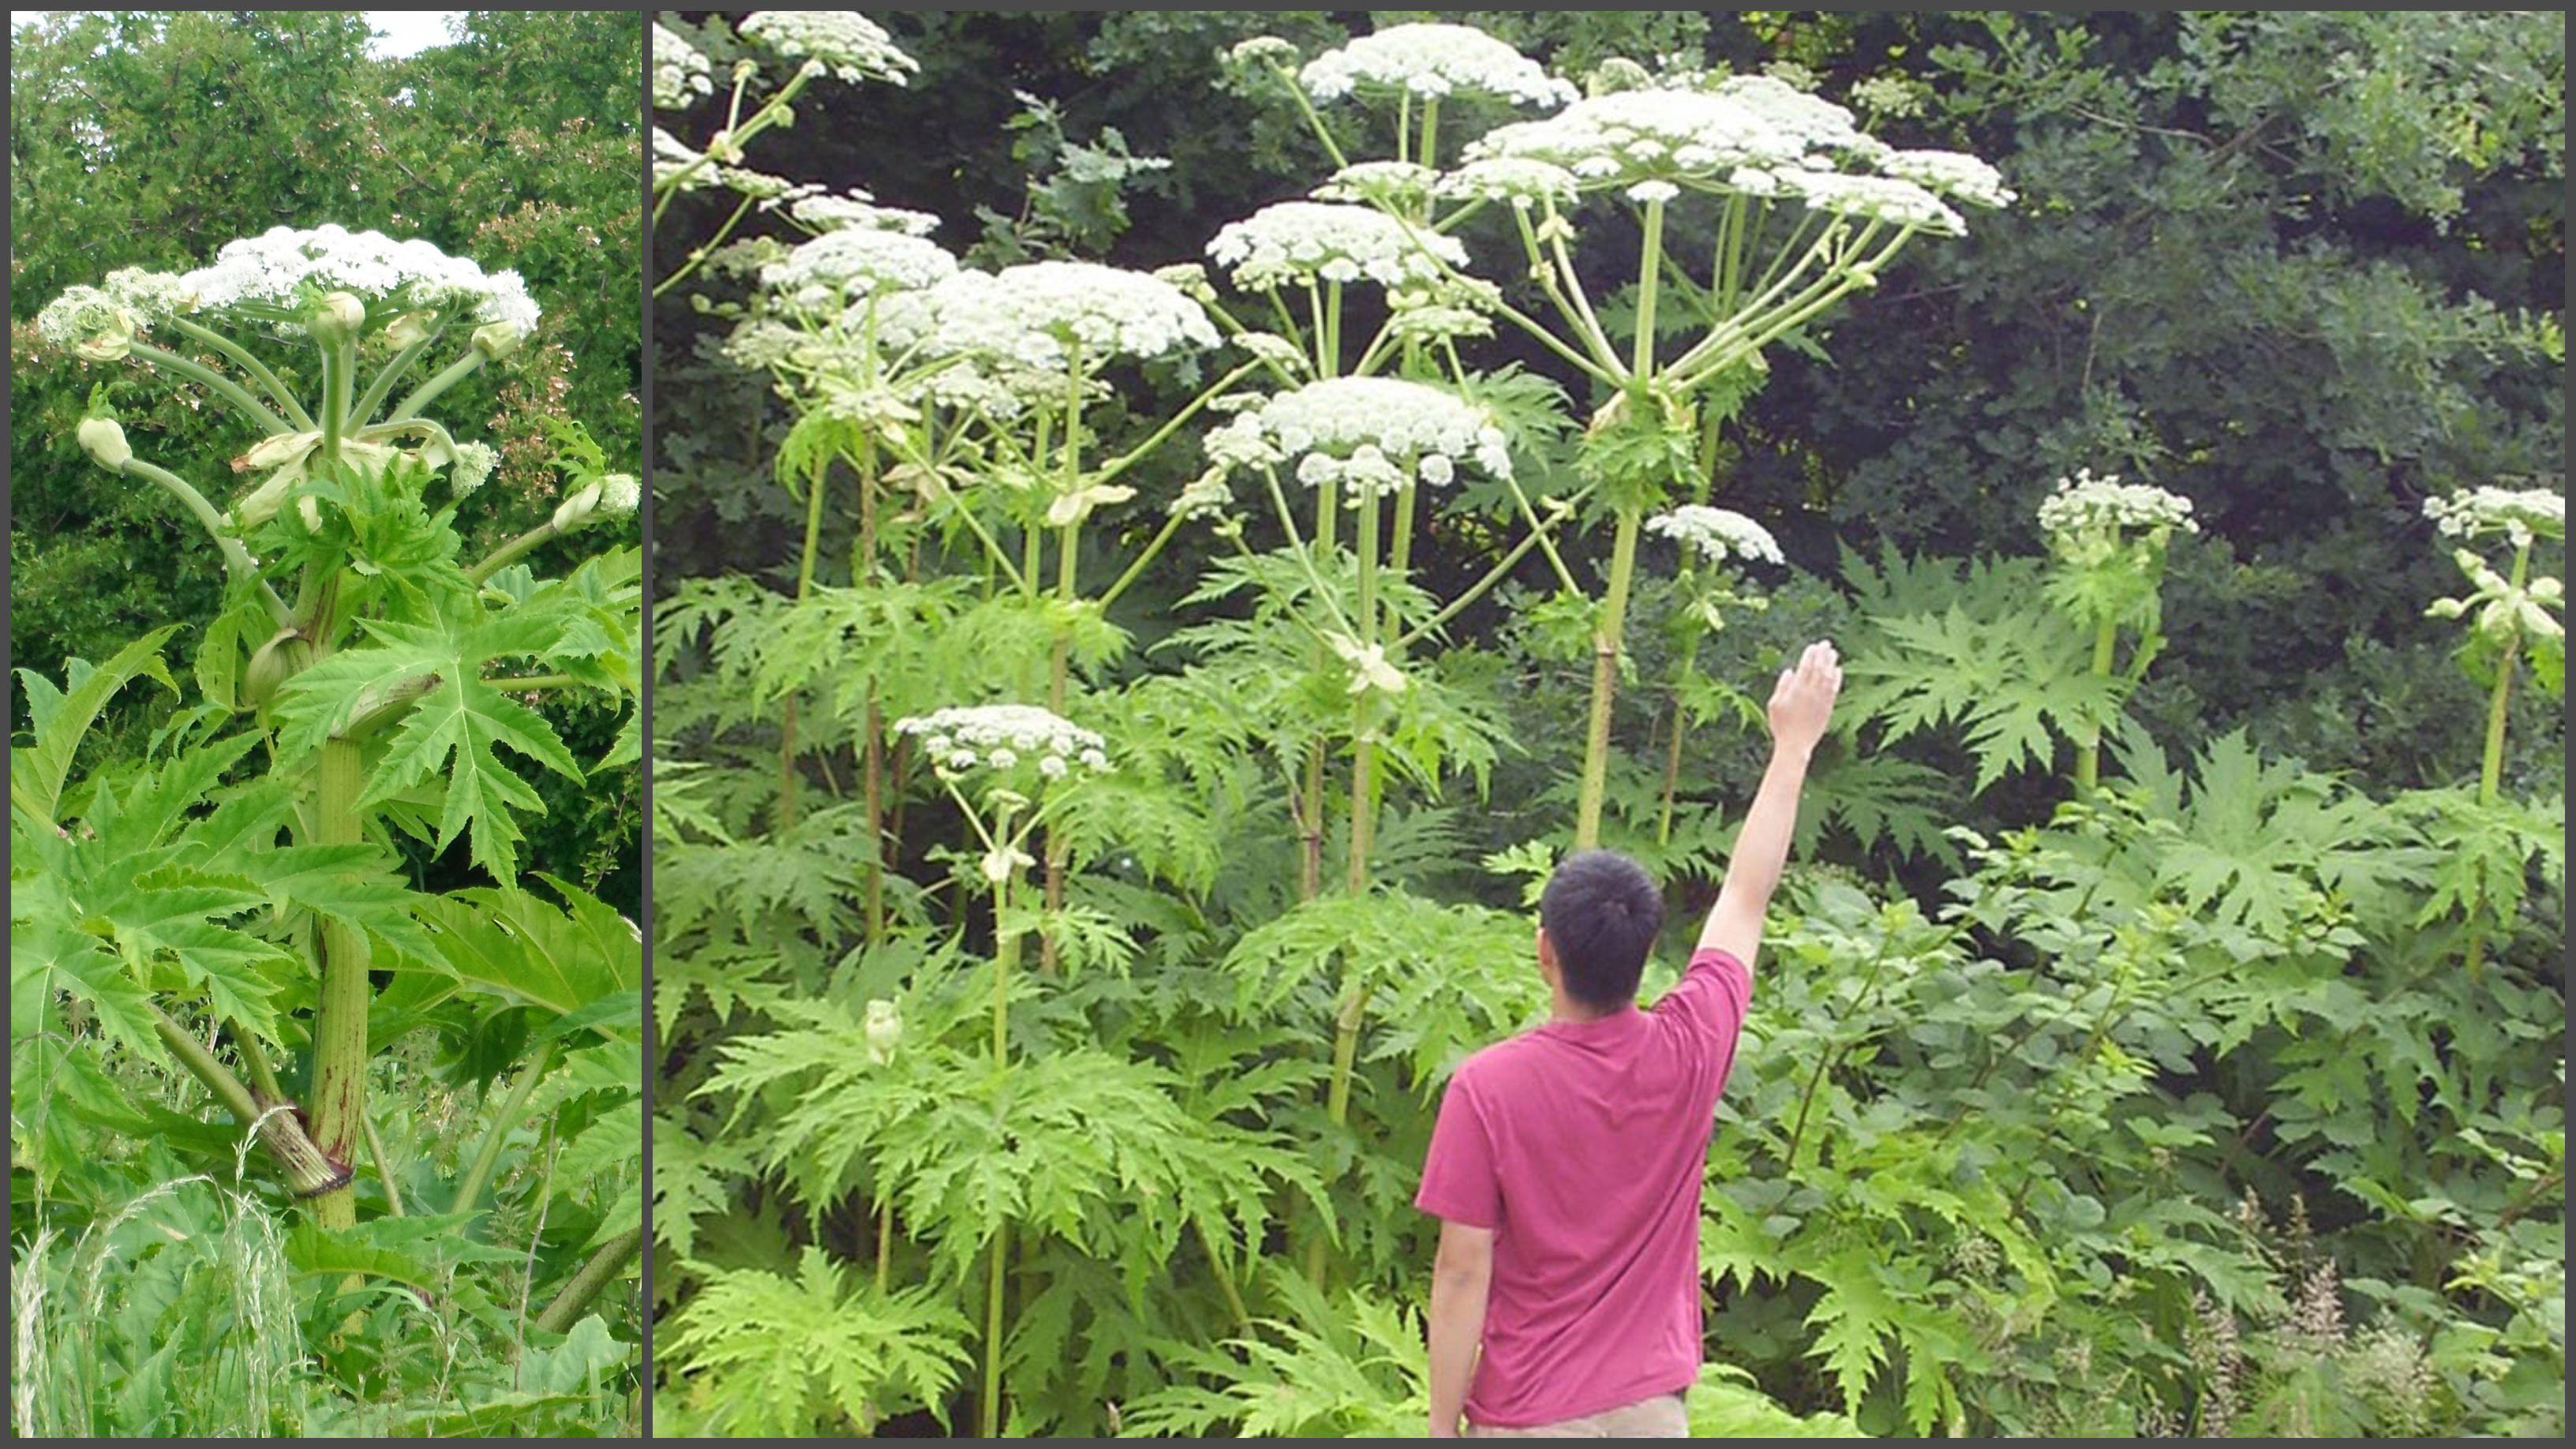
[
  {"xmin": 653, "ymin": 22, "xmax": 713, "ymax": 110},
  {"xmin": 1206, "ymin": 201, "xmax": 1467, "ymax": 292},
  {"xmin": 1876, "ymin": 149, "xmax": 2018, "ymax": 210},
  {"xmin": 739, "ymin": 11, "xmax": 919, "ymax": 85},
  {"xmin": 1705, "ymin": 74, "xmax": 1881, "ymax": 161},
  {"xmin": 1211, "ymin": 376, "xmax": 1511, "ymax": 499},
  {"xmin": 761, "ymin": 228, "xmax": 959, "ymax": 311},
  {"xmin": 895, "ymin": 704, "xmax": 1112, "ymax": 781},
  {"xmin": 1646, "ymin": 504, "xmax": 1784, "ymax": 567},
  {"xmin": 1312, "ymin": 160, "xmax": 1439, "ymax": 209},
  {"xmin": 1773, "ymin": 170, "xmax": 1965, "ymax": 237},
  {"xmin": 2036, "ymin": 468, "xmax": 2200, "ymax": 545},
  {"xmin": 1299, "ymin": 22, "xmax": 1577, "ymax": 109},
  {"xmin": 1465, "ymin": 88, "xmax": 1810, "ymax": 192},
  {"xmin": 788, "ymin": 190, "xmax": 942, "ymax": 237},
  {"xmin": 882, "ymin": 261, "xmax": 1219, "ymax": 373},
  {"xmin": 2424, "ymin": 485, "xmax": 2566, "ymax": 550},
  {"xmin": 36, "ymin": 286, "xmax": 140, "ymax": 359},
  {"xmin": 177, "ymin": 225, "xmax": 541, "ymax": 337},
  {"xmin": 653, "ymin": 127, "xmax": 715, "ymax": 193},
  {"xmin": 1431, "ymin": 156, "xmax": 1581, "ymax": 209},
  {"xmin": 448, "ymin": 440, "xmax": 498, "ymax": 498}
]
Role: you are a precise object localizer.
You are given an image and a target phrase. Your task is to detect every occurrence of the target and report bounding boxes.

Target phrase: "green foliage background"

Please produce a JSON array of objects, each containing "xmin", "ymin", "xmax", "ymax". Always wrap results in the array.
[
  {"xmin": 10, "ymin": 9, "xmax": 643, "ymax": 912},
  {"xmin": 646, "ymin": 9, "xmax": 2563, "ymax": 1439}
]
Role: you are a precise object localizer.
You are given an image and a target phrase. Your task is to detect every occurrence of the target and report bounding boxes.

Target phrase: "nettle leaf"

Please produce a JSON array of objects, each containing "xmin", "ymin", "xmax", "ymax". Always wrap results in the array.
[{"xmin": 275, "ymin": 613, "xmax": 586, "ymax": 879}]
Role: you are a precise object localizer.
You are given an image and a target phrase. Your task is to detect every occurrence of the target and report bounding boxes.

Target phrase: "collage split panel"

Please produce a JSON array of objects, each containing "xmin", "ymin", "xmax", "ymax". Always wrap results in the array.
[{"xmin": 12, "ymin": 9, "xmax": 2570, "ymax": 1442}]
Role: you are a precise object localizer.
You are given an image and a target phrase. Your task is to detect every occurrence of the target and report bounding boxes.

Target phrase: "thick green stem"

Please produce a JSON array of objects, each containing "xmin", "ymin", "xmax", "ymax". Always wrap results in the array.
[
  {"xmin": 385, "ymin": 350, "xmax": 485, "ymax": 425},
  {"xmin": 468, "ymin": 521, "xmax": 564, "ymax": 585},
  {"xmin": 148, "ymin": 1004, "xmax": 346, "ymax": 1198},
  {"xmin": 1632, "ymin": 198, "xmax": 1667, "ymax": 377},
  {"xmin": 305, "ymin": 737, "xmax": 371, "ymax": 1230},
  {"xmin": 128, "ymin": 343, "xmax": 290, "ymax": 434},
  {"xmin": 2075, "ymin": 613, "xmax": 2119, "ymax": 793},
  {"xmin": 533, "ymin": 1225, "xmax": 644, "ymax": 1335},
  {"xmin": 165, "ymin": 316, "xmax": 314, "ymax": 429},
  {"xmin": 2463, "ymin": 543, "xmax": 2529, "ymax": 982},
  {"xmin": 876, "ymin": 1200, "xmax": 893, "ymax": 1294},
  {"xmin": 980, "ymin": 1222, "xmax": 1009, "ymax": 1436},
  {"xmin": 118, "ymin": 458, "xmax": 292, "ymax": 623},
  {"xmin": 349, "ymin": 328, "xmax": 441, "ymax": 428},
  {"xmin": 1306, "ymin": 977, "xmax": 1372, "ymax": 1286},
  {"xmin": 1574, "ymin": 509, "xmax": 1646, "ymax": 850},
  {"xmin": 450, "ymin": 1040, "xmax": 562, "ymax": 1217}
]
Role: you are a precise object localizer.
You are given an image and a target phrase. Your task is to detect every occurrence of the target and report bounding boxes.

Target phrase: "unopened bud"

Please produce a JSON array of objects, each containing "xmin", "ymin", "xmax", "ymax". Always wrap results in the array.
[
  {"xmin": 863, "ymin": 999, "xmax": 902, "ymax": 1065},
  {"xmin": 308, "ymin": 291, "xmax": 367, "ymax": 348},
  {"xmin": 550, "ymin": 481, "xmax": 604, "ymax": 532},
  {"xmin": 471, "ymin": 320, "xmax": 524, "ymax": 361},
  {"xmin": 384, "ymin": 311, "xmax": 434, "ymax": 348},
  {"xmin": 77, "ymin": 416, "xmax": 132, "ymax": 472},
  {"xmin": 597, "ymin": 473, "xmax": 641, "ymax": 518}
]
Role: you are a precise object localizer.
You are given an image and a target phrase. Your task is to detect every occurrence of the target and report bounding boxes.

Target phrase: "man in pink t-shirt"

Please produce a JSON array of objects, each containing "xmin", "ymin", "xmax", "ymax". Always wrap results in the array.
[{"xmin": 1418, "ymin": 641, "xmax": 1843, "ymax": 1438}]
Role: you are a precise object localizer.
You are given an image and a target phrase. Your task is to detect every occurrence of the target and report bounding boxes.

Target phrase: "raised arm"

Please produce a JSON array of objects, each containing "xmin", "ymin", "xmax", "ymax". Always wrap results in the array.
[{"xmin": 1696, "ymin": 640, "xmax": 1841, "ymax": 974}]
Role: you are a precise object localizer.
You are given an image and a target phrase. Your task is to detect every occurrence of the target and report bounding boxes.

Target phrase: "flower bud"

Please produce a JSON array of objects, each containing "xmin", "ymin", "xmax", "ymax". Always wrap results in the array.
[
  {"xmin": 73, "ymin": 306, "xmax": 138, "ymax": 361},
  {"xmin": 471, "ymin": 320, "xmax": 524, "ymax": 361},
  {"xmin": 551, "ymin": 481, "xmax": 604, "ymax": 532},
  {"xmin": 307, "ymin": 291, "xmax": 367, "ymax": 348},
  {"xmin": 597, "ymin": 473, "xmax": 641, "ymax": 518},
  {"xmin": 77, "ymin": 416, "xmax": 133, "ymax": 471},
  {"xmin": 384, "ymin": 311, "xmax": 434, "ymax": 348},
  {"xmin": 863, "ymin": 999, "xmax": 902, "ymax": 1065}
]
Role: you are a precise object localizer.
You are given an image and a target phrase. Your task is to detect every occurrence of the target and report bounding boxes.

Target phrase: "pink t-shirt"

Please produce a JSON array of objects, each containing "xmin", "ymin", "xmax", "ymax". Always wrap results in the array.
[{"xmin": 1415, "ymin": 947, "xmax": 1751, "ymax": 1429}]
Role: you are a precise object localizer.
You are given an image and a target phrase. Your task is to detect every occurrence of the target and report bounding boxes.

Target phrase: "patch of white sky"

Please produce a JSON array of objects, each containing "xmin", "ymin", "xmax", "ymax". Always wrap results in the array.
[{"xmin": 7, "ymin": 12, "xmax": 466, "ymax": 59}]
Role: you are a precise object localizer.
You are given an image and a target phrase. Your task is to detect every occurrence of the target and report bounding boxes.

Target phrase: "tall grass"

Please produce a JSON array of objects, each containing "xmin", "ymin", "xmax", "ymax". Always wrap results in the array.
[{"xmin": 11, "ymin": 1160, "xmax": 310, "ymax": 1436}]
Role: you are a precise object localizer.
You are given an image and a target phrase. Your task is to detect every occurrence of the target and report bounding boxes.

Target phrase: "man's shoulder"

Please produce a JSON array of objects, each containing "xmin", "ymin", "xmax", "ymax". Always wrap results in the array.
[{"xmin": 1447, "ymin": 1028, "xmax": 1553, "ymax": 1093}]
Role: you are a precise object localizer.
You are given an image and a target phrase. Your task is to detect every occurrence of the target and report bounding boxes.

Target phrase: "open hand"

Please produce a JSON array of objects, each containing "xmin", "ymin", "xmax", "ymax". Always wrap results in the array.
[{"xmin": 1766, "ymin": 640, "xmax": 1841, "ymax": 754}]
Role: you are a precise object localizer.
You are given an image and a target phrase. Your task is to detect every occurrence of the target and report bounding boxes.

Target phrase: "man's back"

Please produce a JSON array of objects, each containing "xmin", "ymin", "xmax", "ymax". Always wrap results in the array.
[{"xmin": 1416, "ymin": 946, "xmax": 1750, "ymax": 1428}]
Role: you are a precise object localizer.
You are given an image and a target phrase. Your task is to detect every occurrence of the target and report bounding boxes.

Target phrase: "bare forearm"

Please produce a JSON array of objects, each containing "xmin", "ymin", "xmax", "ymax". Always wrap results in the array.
[
  {"xmin": 1698, "ymin": 739, "xmax": 1816, "ymax": 955},
  {"xmin": 1426, "ymin": 1270, "xmax": 1488, "ymax": 1436}
]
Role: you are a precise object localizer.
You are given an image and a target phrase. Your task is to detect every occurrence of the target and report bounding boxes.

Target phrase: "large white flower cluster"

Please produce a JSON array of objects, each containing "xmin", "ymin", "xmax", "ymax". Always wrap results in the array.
[
  {"xmin": 761, "ymin": 229, "xmax": 958, "ymax": 311},
  {"xmin": 1876, "ymin": 148, "xmax": 2018, "ymax": 210},
  {"xmin": 882, "ymin": 261, "xmax": 1219, "ymax": 373},
  {"xmin": 896, "ymin": 704, "xmax": 1111, "ymax": 780},
  {"xmin": 175, "ymin": 225, "xmax": 541, "ymax": 336},
  {"xmin": 788, "ymin": 190, "xmax": 941, "ymax": 238},
  {"xmin": 1311, "ymin": 160, "xmax": 1438, "ymax": 209},
  {"xmin": 36, "ymin": 286, "xmax": 140, "ymax": 357},
  {"xmin": 1207, "ymin": 376, "xmax": 1511, "ymax": 498},
  {"xmin": 1206, "ymin": 201, "xmax": 1466, "ymax": 292},
  {"xmin": 2424, "ymin": 485, "xmax": 2565, "ymax": 549},
  {"xmin": 1466, "ymin": 88, "xmax": 1810, "ymax": 188},
  {"xmin": 1646, "ymin": 504, "xmax": 1784, "ymax": 567},
  {"xmin": 1456, "ymin": 77, "xmax": 2001, "ymax": 235},
  {"xmin": 1772, "ymin": 170, "xmax": 1966, "ymax": 237},
  {"xmin": 739, "ymin": 11, "xmax": 918, "ymax": 84},
  {"xmin": 1432, "ymin": 156, "xmax": 1582, "ymax": 209},
  {"xmin": 653, "ymin": 22, "xmax": 713, "ymax": 110},
  {"xmin": 2036, "ymin": 468, "xmax": 2200, "ymax": 542},
  {"xmin": 1299, "ymin": 23, "xmax": 1577, "ymax": 109}
]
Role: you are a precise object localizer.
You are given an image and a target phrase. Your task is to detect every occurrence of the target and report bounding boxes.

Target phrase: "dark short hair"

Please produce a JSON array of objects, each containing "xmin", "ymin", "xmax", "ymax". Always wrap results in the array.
[{"xmin": 1538, "ymin": 850, "xmax": 1664, "ymax": 1010}]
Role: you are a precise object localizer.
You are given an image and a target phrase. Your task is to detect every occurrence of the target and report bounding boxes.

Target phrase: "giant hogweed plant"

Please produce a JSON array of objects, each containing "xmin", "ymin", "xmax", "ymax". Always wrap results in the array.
[
  {"xmin": 1230, "ymin": 25, "xmax": 2013, "ymax": 849},
  {"xmin": 13, "ymin": 227, "xmax": 644, "ymax": 1399}
]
